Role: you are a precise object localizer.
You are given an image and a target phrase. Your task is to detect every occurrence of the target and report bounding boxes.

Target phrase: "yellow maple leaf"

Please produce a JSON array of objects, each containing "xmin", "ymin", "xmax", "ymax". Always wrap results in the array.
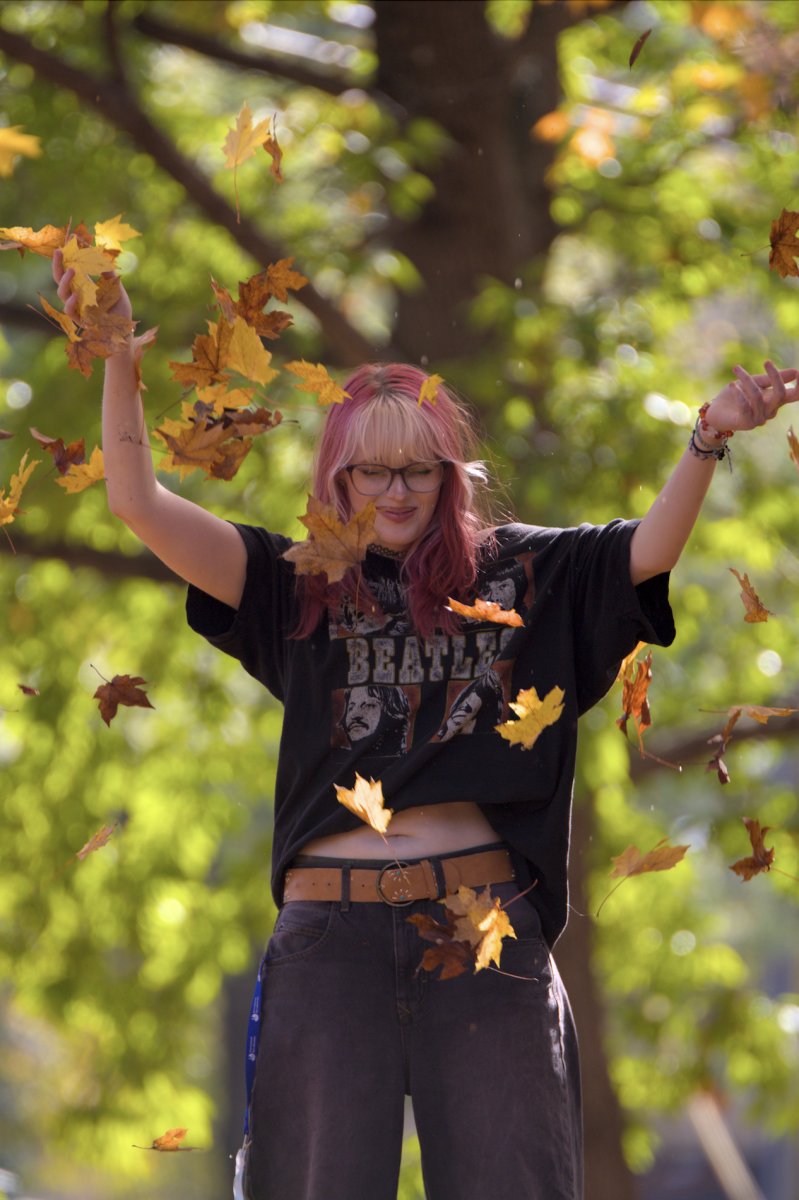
[
  {"xmin": 417, "ymin": 374, "xmax": 443, "ymax": 407},
  {"xmin": 281, "ymin": 496, "xmax": 376, "ymax": 582},
  {"xmin": 223, "ymin": 102, "xmax": 273, "ymax": 220},
  {"xmin": 284, "ymin": 360, "xmax": 350, "ymax": 406},
  {"xmin": 94, "ymin": 215, "xmax": 142, "ymax": 253},
  {"xmin": 446, "ymin": 885, "xmax": 516, "ymax": 973},
  {"xmin": 208, "ymin": 318, "xmax": 279, "ymax": 386},
  {"xmin": 61, "ymin": 238, "xmax": 115, "ymax": 311},
  {"xmin": 334, "ymin": 773, "xmax": 393, "ymax": 833},
  {"xmin": 495, "ymin": 684, "xmax": 565, "ymax": 750},
  {"xmin": 0, "ymin": 222, "xmax": 68, "ymax": 259},
  {"xmin": 196, "ymin": 384, "xmax": 255, "ymax": 411},
  {"xmin": 0, "ymin": 452, "xmax": 40, "ymax": 525},
  {"xmin": 39, "ymin": 295, "xmax": 82, "ymax": 343},
  {"xmin": 55, "ymin": 445, "xmax": 104, "ymax": 493},
  {"xmin": 0, "ymin": 126, "xmax": 42, "ymax": 177},
  {"xmin": 168, "ymin": 319, "xmax": 235, "ymax": 390}
]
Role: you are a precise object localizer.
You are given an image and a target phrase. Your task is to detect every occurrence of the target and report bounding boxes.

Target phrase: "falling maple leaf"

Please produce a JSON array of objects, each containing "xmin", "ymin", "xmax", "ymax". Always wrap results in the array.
[
  {"xmin": 93, "ymin": 673, "xmax": 154, "ymax": 727},
  {"xmin": 417, "ymin": 374, "xmax": 443, "ymax": 407},
  {"xmin": 703, "ymin": 704, "xmax": 798, "ymax": 725},
  {"xmin": 596, "ymin": 837, "xmax": 689, "ymax": 916},
  {"xmin": 281, "ymin": 497, "xmax": 376, "ymax": 583},
  {"xmin": 61, "ymin": 236, "xmax": 116, "ymax": 311},
  {"xmin": 334, "ymin": 773, "xmax": 393, "ymax": 833},
  {"xmin": 0, "ymin": 430, "xmax": 12, "ymax": 440},
  {"xmin": 616, "ymin": 641, "xmax": 647, "ymax": 683},
  {"xmin": 55, "ymin": 446, "xmax": 104, "ymax": 493},
  {"xmin": 94, "ymin": 215, "xmax": 142, "ymax": 253},
  {"xmin": 263, "ymin": 113, "xmax": 283, "ymax": 184},
  {"xmin": 788, "ymin": 427, "xmax": 799, "ymax": 475},
  {"xmin": 629, "ymin": 28, "xmax": 652, "ymax": 68},
  {"xmin": 0, "ymin": 126, "xmax": 42, "ymax": 177},
  {"xmin": 705, "ymin": 709, "xmax": 740, "ymax": 784},
  {"xmin": 447, "ymin": 884, "xmax": 517, "ymax": 973},
  {"xmin": 284, "ymin": 360, "xmax": 350, "ymax": 406},
  {"xmin": 209, "ymin": 318, "xmax": 279, "ymax": 386},
  {"xmin": 729, "ymin": 567, "xmax": 773, "ymax": 622},
  {"xmin": 730, "ymin": 817, "xmax": 776, "ymax": 881},
  {"xmin": 223, "ymin": 102, "xmax": 274, "ymax": 220},
  {"xmin": 447, "ymin": 596, "xmax": 523, "ymax": 627},
  {"xmin": 206, "ymin": 436, "xmax": 253, "ymax": 481},
  {"xmin": 769, "ymin": 209, "xmax": 799, "ymax": 279},
  {"xmin": 76, "ymin": 822, "xmax": 117, "ymax": 860},
  {"xmin": 168, "ymin": 319, "xmax": 235, "ymax": 389},
  {"xmin": 30, "ymin": 427, "xmax": 86, "ymax": 475},
  {"xmin": 18, "ymin": 683, "xmax": 38, "ymax": 696},
  {"xmin": 616, "ymin": 650, "xmax": 652, "ymax": 752},
  {"xmin": 0, "ymin": 452, "xmax": 40, "ymax": 526},
  {"xmin": 495, "ymin": 684, "xmax": 565, "ymax": 750},
  {"xmin": 0, "ymin": 222, "xmax": 67, "ymax": 259},
  {"xmin": 405, "ymin": 911, "xmax": 478, "ymax": 979},
  {"xmin": 265, "ymin": 258, "xmax": 307, "ymax": 302},
  {"xmin": 134, "ymin": 1127, "xmax": 196, "ymax": 1151},
  {"xmin": 153, "ymin": 417, "xmax": 229, "ymax": 481}
]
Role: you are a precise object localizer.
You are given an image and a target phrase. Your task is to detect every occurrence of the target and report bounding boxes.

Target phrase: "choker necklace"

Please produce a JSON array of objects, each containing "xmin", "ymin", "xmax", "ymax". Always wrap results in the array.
[{"xmin": 369, "ymin": 543, "xmax": 408, "ymax": 559}]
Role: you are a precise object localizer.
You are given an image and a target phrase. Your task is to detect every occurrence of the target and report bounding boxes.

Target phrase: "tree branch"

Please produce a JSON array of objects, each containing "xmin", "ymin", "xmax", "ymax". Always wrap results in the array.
[
  {"xmin": 132, "ymin": 12, "xmax": 358, "ymax": 98},
  {"xmin": 1, "ymin": 530, "xmax": 179, "ymax": 584},
  {"xmin": 628, "ymin": 714, "xmax": 799, "ymax": 779},
  {"xmin": 0, "ymin": 27, "xmax": 388, "ymax": 367}
]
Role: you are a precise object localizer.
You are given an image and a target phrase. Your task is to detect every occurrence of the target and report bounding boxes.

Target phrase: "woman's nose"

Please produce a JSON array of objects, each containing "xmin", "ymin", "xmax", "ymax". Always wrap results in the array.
[{"xmin": 386, "ymin": 471, "xmax": 410, "ymax": 497}]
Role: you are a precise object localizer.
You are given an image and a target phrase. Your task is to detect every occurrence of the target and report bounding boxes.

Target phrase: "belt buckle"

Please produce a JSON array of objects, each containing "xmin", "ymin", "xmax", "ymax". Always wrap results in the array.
[{"xmin": 376, "ymin": 862, "xmax": 414, "ymax": 906}]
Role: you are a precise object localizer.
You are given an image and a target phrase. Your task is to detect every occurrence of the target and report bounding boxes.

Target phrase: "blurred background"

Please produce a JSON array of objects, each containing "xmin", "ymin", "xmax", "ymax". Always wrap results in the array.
[{"xmin": 2, "ymin": 1, "xmax": 799, "ymax": 1197}]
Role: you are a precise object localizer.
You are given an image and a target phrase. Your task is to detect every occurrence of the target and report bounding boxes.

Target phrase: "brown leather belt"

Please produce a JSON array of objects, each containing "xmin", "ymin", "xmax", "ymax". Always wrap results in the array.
[{"xmin": 282, "ymin": 847, "xmax": 514, "ymax": 907}]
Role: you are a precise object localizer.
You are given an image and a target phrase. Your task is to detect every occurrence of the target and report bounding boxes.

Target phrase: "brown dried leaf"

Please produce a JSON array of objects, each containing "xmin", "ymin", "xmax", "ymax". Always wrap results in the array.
[
  {"xmin": 55, "ymin": 446, "xmax": 104, "ymax": 493},
  {"xmin": 18, "ymin": 683, "xmax": 38, "ymax": 696},
  {"xmin": 729, "ymin": 567, "xmax": 773, "ymax": 622},
  {"xmin": 94, "ymin": 674, "xmax": 154, "ymax": 727},
  {"xmin": 616, "ymin": 650, "xmax": 652, "ymax": 752},
  {"xmin": 168, "ymin": 318, "xmax": 235, "ymax": 390},
  {"xmin": 769, "ymin": 208, "xmax": 799, "ymax": 279},
  {"xmin": 264, "ymin": 257, "xmax": 307, "ymax": 302},
  {"xmin": 616, "ymin": 641, "xmax": 647, "ymax": 683},
  {"xmin": 29, "ymin": 427, "xmax": 86, "ymax": 475},
  {"xmin": 730, "ymin": 817, "xmax": 776, "ymax": 881},
  {"xmin": 153, "ymin": 417, "xmax": 229, "ymax": 481},
  {"xmin": 609, "ymin": 838, "xmax": 689, "ymax": 878},
  {"xmin": 0, "ymin": 430, "xmax": 12, "ymax": 440},
  {"xmin": 76, "ymin": 822, "xmax": 117, "ymax": 860},
  {"xmin": 788, "ymin": 426, "xmax": 799, "ymax": 475},
  {"xmin": 135, "ymin": 1127, "xmax": 196, "ymax": 1152},
  {"xmin": 629, "ymin": 27, "xmax": 652, "ymax": 67}
]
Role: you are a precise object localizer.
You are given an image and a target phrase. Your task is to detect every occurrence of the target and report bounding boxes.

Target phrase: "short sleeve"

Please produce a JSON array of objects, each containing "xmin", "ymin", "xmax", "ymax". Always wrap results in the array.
[
  {"xmin": 570, "ymin": 518, "xmax": 675, "ymax": 714},
  {"xmin": 185, "ymin": 523, "xmax": 297, "ymax": 702}
]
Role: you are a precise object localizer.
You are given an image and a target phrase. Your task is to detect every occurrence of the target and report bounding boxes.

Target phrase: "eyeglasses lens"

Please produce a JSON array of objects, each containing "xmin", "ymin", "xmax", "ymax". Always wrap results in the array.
[{"xmin": 350, "ymin": 462, "xmax": 444, "ymax": 495}]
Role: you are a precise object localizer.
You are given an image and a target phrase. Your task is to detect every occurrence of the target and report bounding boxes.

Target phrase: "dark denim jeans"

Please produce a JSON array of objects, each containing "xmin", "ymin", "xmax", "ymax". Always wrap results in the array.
[{"xmin": 245, "ymin": 877, "xmax": 582, "ymax": 1200}]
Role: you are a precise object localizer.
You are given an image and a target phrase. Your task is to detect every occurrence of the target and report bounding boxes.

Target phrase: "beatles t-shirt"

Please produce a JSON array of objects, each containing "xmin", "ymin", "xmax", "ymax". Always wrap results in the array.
[{"xmin": 186, "ymin": 520, "xmax": 675, "ymax": 946}]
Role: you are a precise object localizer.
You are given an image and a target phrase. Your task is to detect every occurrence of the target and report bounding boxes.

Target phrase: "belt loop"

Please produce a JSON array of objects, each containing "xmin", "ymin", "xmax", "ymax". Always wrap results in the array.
[
  {"xmin": 340, "ymin": 863, "xmax": 352, "ymax": 912},
  {"xmin": 430, "ymin": 857, "xmax": 447, "ymax": 900}
]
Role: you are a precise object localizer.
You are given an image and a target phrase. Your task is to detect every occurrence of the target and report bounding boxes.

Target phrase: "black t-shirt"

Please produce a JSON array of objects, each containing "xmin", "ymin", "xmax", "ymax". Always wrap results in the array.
[{"xmin": 186, "ymin": 520, "xmax": 675, "ymax": 946}]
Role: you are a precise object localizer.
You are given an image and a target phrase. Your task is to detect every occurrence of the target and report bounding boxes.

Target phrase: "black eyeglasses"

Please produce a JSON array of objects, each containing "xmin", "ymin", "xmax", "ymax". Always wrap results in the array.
[{"xmin": 344, "ymin": 461, "xmax": 447, "ymax": 496}]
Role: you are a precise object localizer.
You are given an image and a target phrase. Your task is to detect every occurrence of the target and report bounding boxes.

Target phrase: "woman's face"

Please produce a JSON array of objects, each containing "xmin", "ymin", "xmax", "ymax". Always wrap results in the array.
[{"xmin": 339, "ymin": 448, "xmax": 443, "ymax": 551}]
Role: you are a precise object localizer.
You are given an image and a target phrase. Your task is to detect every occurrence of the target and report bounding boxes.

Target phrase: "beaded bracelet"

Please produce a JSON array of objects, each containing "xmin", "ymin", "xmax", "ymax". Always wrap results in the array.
[
  {"xmin": 688, "ymin": 422, "xmax": 732, "ymax": 471},
  {"xmin": 698, "ymin": 401, "xmax": 734, "ymax": 441}
]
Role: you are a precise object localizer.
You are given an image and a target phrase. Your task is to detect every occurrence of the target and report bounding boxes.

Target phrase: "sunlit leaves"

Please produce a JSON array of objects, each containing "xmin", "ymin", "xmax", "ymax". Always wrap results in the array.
[
  {"xmin": 0, "ymin": 452, "xmax": 39, "ymax": 526},
  {"xmin": 283, "ymin": 360, "xmax": 350, "ymax": 406},
  {"xmin": 495, "ymin": 684, "xmax": 564, "ymax": 750},
  {"xmin": 729, "ymin": 568, "xmax": 773, "ymax": 622},
  {"xmin": 281, "ymin": 497, "xmax": 376, "ymax": 582},
  {"xmin": 55, "ymin": 445, "xmax": 105, "ymax": 493},
  {"xmin": 334, "ymin": 773, "xmax": 393, "ymax": 833}
]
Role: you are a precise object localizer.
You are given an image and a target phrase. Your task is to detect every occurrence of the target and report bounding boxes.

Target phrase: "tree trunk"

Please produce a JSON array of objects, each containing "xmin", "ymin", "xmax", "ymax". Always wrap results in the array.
[{"xmin": 554, "ymin": 796, "xmax": 637, "ymax": 1200}]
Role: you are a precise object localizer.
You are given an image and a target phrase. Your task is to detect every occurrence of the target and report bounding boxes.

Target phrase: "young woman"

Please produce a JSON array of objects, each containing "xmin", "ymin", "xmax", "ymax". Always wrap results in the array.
[{"xmin": 54, "ymin": 249, "xmax": 797, "ymax": 1200}]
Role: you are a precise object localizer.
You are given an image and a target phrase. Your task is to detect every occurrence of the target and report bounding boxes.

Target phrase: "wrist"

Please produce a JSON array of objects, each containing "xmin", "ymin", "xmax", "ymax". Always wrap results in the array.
[{"xmin": 698, "ymin": 401, "xmax": 732, "ymax": 442}]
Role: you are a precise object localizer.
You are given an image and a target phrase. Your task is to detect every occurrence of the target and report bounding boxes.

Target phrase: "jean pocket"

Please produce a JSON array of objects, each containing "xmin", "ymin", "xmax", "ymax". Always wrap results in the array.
[
  {"xmin": 266, "ymin": 901, "xmax": 337, "ymax": 965},
  {"xmin": 488, "ymin": 882, "xmax": 544, "ymax": 943}
]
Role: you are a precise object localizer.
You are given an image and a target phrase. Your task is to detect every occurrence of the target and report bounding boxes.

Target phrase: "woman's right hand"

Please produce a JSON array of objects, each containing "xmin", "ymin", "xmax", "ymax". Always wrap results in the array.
[{"xmin": 53, "ymin": 241, "xmax": 133, "ymax": 325}]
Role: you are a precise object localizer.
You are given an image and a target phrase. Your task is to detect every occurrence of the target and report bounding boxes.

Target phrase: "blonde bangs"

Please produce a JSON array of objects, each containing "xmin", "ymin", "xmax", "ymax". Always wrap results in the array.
[{"xmin": 338, "ymin": 394, "xmax": 445, "ymax": 468}]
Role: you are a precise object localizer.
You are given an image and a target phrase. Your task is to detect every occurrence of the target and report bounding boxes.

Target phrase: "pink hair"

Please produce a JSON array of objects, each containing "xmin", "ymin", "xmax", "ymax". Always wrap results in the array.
[{"xmin": 292, "ymin": 364, "xmax": 497, "ymax": 640}]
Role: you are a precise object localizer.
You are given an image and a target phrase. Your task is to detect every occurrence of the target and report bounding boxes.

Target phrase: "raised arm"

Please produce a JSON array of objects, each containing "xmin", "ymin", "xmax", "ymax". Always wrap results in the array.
[
  {"xmin": 54, "ymin": 249, "xmax": 247, "ymax": 610},
  {"xmin": 629, "ymin": 361, "xmax": 799, "ymax": 586}
]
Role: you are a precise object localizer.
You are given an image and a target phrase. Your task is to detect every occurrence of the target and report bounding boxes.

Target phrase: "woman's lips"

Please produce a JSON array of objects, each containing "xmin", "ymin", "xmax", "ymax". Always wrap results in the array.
[{"xmin": 378, "ymin": 508, "xmax": 415, "ymax": 521}]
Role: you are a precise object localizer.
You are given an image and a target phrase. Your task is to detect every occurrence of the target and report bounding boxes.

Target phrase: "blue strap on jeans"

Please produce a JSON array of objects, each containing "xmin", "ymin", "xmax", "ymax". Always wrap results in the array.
[{"xmin": 243, "ymin": 956, "xmax": 265, "ymax": 1135}]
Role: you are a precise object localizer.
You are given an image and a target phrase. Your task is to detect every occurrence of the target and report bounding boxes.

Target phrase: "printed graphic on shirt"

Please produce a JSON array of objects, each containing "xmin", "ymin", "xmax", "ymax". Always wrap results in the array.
[
  {"xmin": 329, "ymin": 574, "xmax": 411, "ymax": 639},
  {"xmin": 433, "ymin": 658, "xmax": 515, "ymax": 743},
  {"xmin": 331, "ymin": 684, "xmax": 420, "ymax": 754},
  {"xmin": 477, "ymin": 552, "xmax": 535, "ymax": 618}
]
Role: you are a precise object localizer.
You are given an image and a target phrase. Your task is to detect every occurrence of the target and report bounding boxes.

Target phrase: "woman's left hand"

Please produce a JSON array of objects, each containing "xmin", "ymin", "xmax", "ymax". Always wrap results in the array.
[{"xmin": 703, "ymin": 361, "xmax": 799, "ymax": 434}]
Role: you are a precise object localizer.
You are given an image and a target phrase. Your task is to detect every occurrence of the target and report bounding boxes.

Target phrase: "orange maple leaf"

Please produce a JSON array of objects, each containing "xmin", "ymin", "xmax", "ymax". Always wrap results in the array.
[
  {"xmin": 263, "ymin": 114, "xmax": 283, "ymax": 184},
  {"xmin": 206, "ymin": 437, "xmax": 253, "ymax": 482},
  {"xmin": 407, "ymin": 885, "xmax": 517, "ymax": 977},
  {"xmin": 729, "ymin": 567, "xmax": 773, "ymax": 622},
  {"xmin": 134, "ymin": 1127, "xmax": 196, "ymax": 1151},
  {"xmin": 153, "ymin": 417, "xmax": 229, "ymax": 481},
  {"xmin": 335, "ymin": 773, "xmax": 393, "ymax": 833},
  {"xmin": 730, "ymin": 817, "xmax": 776, "ymax": 881},
  {"xmin": 788, "ymin": 426, "xmax": 799, "ymax": 475},
  {"xmin": 281, "ymin": 497, "xmax": 376, "ymax": 583},
  {"xmin": 94, "ymin": 674, "xmax": 154, "ymax": 727},
  {"xmin": 0, "ymin": 222, "xmax": 68, "ymax": 259},
  {"xmin": 447, "ymin": 596, "xmax": 523, "ymax": 627},
  {"xmin": 210, "ymin": 272, "xmax": 295, "ymax": 340},
  {"xmin": 168, "ymin": 319, "xmax": 235, "ymax": 390},
  {"xmin": 769, "ymin": 209, "xmax": 799, "ymax": 279},
  {"xmin": 616, "ymin": 650, "xmax": 652, "ymax": 752},
  {"xmin": 264, "ymin": 258, "xmax": 307, "ymax": 303},
  {"xmin": 596, "ymin": 838, "xmax": 689, "ymax": 916},
  {"xmin": 616, "ymin": 641, "xmax": 647, "ymax": 683}
]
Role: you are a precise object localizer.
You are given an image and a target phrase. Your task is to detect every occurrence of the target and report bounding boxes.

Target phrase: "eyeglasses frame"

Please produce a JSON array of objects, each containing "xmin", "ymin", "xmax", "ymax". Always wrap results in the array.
[{"xmin": 342, "ymin": 460, "xmax": 449, "ymax": 496}]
